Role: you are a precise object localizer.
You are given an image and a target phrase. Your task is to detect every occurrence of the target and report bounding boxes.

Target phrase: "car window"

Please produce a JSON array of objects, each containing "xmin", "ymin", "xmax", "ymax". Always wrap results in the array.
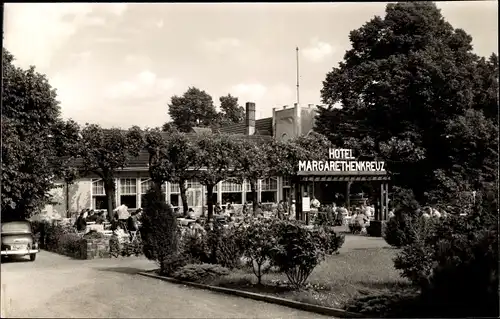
[{"xmin": 1, "ymin": 222, "xmax": 32, "ymax": 234}]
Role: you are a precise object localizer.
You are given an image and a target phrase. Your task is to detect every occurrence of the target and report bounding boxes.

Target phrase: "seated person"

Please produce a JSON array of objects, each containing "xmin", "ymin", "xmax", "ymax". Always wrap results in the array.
[
  {"xmin": 187, "ymin": 208, "xmax": 196, "ymax": 219},
  {"xmin": 74, "ymin": 212, "xmax": 87, "ymax": 232}
]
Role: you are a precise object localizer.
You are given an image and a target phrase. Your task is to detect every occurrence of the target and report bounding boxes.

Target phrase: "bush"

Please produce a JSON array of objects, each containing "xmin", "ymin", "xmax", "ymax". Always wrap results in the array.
[
  {"xmin": 311, "ymin": 225, "xmax": 345, "ymax": 255},
  {"xmin": 140, "ymin": 185, "xmax": 179, "ymax": 274},
  {"xmin": 57, "ymin": 233, "xmax": 83, "ymax": 257},
  {"xmin": 392, "ymin": 210, "xmax": 499, "ymax": 317},
  {"xmin": 421, "ymin": 216, "xmax": 499, "ymax": 318},
  {"xmin": 161, "ymin": 253, "xmax": 190, "ymax": 276},
  {"xmin": 82, "ymin": 230, "xmax": 106, "ymax": 240},
  {"xmin": 240, "ymin": 219, "xmax": 279, "ymax": 284},
  {"xmin": 270, "ymin": 221, "xmax": 332, "ymax": 289},
  {"xmin": 172, "ymin": 263, "xmax": 230, "ymax": 283},
  {"xmin": 205, "ymin": 222, "xmax": 245, "ymax": 269}
]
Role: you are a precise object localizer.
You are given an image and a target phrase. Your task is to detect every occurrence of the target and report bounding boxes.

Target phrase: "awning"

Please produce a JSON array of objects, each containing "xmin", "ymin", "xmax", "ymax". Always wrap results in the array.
[{"xmin": 297, "ymin": 170, "xmax": 390, "ymax": 182}]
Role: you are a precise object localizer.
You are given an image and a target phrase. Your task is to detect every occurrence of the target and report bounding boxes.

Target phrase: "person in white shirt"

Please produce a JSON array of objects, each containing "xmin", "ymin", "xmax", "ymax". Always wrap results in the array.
[
  {"xmin": 431, "ymin": 208, "xmax": 441, "ymax": 218},
  {"xmin": 289, "ymin": 200, "xmax": 296, "ymax": 220}
]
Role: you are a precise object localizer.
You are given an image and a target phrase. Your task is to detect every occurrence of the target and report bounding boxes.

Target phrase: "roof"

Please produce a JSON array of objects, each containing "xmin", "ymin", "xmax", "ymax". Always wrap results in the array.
[{"xmin": 219, "ymin": 117, "xmax": 273, "ymax": 136}]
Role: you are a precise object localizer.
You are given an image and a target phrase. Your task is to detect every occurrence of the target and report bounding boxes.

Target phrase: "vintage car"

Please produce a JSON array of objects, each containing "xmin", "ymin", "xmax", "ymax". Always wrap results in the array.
[{"xmin": 1, "ymin": 220, "xmax": 39, "ymax": 262}]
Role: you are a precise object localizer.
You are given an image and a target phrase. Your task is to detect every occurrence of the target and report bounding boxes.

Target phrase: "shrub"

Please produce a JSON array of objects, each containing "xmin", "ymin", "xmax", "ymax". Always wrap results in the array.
[
  {"xmin": 205, "ymin": 222, "xmax": 245, "ymax": 269},
  {"xmin": 82, "ymin": 230, "xmax": 106, "ymax": 240},
  {"xmin": 140, "ymin": 185, "xmax": 179, "ymax": 274},
  {"xmin": 240, "ymin": 219, "xmax": 279, "ymax": 284},
  {"xmin": 57, "ymin": 233, "xmax": 83, "ymax": 257},
  {"xmin": 270, "ymin": 221, "xmax": 328, "ymax": 289},
  {"xmin": 172, "ymin": 263, "xmax": 230, "ymax": 283},
  {"xmin": 161, "ymin": 253, "xmax": 190, "ymax": 276},
  {"xmin": 180, "ymin": 231, "xmax": 211, "ymax": 264},
  {"xmin": 311, "ymin": 225, "xmax": 345, "ymax": 255}
]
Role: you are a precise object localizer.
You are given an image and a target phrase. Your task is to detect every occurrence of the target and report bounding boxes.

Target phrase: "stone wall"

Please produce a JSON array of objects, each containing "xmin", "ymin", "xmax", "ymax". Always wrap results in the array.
[{"xmin": 80, "ymin": 237, "xmax": 111, "ymax": 259}]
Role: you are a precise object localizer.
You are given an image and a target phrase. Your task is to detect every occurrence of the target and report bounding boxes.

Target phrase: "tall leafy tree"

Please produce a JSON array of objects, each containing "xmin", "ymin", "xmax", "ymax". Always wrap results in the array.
[
  {"xmin": 233, "ymin": 139, "xmax": 275, "ymax": 214},
  {"xmin": 145, "ymin": 130, "xmax": 201, "ymax": 214},
  {"xmin": 194, "ymin": 133, "xmax": 239, "ymax": 221},
  {"xmin": 1, "ymin": 48, "xmax": 75, "ymax": 221},
  {"xmin": 218, "ymin": 94, "xmax": 245, "ymax": 125},
  {"xmin": 316, "ymin": 2, "xmax": 498, "ymax": 204},
  {"xmin": 79, "ymin": 124, "xmax": 143, "ymax": 217},
  {"xmin": 168, "ymin": 87, "xmax": 218, "ymax": 132}
]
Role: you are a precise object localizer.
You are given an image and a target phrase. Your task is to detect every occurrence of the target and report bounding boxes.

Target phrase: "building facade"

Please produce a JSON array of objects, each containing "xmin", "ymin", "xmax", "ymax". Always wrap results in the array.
[{"xmin": 43, "ymin": 103, "xmax": 318, "ymax": 217}]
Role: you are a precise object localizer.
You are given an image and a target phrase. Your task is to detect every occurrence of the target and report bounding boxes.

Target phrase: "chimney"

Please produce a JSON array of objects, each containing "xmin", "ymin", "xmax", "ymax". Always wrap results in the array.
[
  {"xmin": 283, "ymin": 105, "xmax": 287, "ymax": 109},
  {"xmin": 245, "ymin": 102, "xmax": 256, "ymax": 135}
]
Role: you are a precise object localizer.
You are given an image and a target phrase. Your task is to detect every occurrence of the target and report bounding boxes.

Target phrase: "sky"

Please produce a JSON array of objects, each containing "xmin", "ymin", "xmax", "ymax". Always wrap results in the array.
[{"xmin": 4, "ymin": 2, "xmax": 498, "ymax": 129}]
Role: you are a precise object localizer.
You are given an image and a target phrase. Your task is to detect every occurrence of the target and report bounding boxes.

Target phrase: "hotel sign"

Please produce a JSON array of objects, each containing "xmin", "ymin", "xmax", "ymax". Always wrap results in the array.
[{"xmin": 298, "ymin": 148, "xmax": 385, "ymax": 172}]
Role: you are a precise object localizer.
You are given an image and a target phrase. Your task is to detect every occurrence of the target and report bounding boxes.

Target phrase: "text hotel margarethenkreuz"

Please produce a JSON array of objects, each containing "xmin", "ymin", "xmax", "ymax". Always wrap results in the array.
[{"xmin": 298, "ymin": 148, "xmax": 386, "ymax": 172}]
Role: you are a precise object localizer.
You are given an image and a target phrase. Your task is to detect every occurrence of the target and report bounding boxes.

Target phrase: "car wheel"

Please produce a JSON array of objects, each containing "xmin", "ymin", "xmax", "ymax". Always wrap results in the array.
[{"xmin": 29, "ymin": 253, "xmax": 36, "ymax": 262}]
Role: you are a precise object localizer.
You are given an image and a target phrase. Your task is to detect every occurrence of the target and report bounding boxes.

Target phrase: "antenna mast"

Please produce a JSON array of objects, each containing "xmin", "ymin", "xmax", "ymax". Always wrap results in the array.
[{"xmin": 296, "ymin": 47, "xmax": 300, "ymax": 105}]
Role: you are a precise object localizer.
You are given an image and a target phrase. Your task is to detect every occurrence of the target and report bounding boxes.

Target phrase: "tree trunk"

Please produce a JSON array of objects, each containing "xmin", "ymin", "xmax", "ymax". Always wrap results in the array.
[
  {"xmin": 65, "ymin": 180, "xmax": 70, "ymax": 218},
  {"xmin": 179, "ymin": 179, "xmax": 189, "ymax": 215},
  {"xmin": 251, "ymin": 180, "xmax": 258, "ymax": 216},
  {"xmin": 104, "ymin": 179, "xmax": 116, "ymax": 220},
  {"xmin": 207, "ymin": 184, "xmax": 215, "ymax": 222}
]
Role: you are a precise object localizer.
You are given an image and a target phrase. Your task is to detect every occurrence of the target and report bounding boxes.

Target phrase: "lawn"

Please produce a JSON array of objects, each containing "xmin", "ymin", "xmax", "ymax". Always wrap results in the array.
[{"xmin": 208, "ymin": 235, "xmax": 413, "ymax": 310}]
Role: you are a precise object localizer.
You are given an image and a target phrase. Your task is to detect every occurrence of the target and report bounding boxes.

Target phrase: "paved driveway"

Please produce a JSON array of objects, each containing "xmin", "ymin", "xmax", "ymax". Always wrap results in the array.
[{"xmin": 1, "ymin": 251, "xmax": 331, "ymax": 318}]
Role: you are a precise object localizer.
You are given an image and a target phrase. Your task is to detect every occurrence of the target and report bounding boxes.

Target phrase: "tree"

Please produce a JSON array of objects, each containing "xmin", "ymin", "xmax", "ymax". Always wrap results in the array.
[
  {"xmin": 234, "ymin": 138, "xmax": 275, "ymax": 214},
  {"xmin": 168, "ymin": 87, "xmax": 218, "ymax": 133},
  {"xmin": 79, "ymin": 124, "xmax": 143, "ymax": 218},
  {"xmin": 316, "ymin": 2, "xmax": 498, "ymax": 204},
  {"xmin": 193, "ymin": 133, "xmax": 239, "ymax": 221},
  {"xmin": 1, "ymin": 48, "xmax": 75, "ymax": 221},
  {"xmin": 145, "ymin": 129, "xmax": 201, "ymax": 215},
  {"xmin": 218, "ymin": 94, "xmax": 245, "ymax": 125}
]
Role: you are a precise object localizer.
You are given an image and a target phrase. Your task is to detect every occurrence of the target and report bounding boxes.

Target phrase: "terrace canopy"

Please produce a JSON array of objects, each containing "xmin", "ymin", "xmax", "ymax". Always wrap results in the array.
[{"xmin": 294, "ymin": 170, "xmax": 390, "ymax": 222}]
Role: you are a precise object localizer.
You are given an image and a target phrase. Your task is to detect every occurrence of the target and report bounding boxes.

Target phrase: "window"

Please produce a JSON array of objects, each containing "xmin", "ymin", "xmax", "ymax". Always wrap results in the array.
[
  {"xmin": 261, "ymin": 177, "xmax": 278, "ymax": 203},
  {"xmin": 221, "ymin": 180, "xmax": 242, "ymax": 204},
  {"xmin": 170, "ymin": 182, "xmax": 180, "ymax": 207},
  {"xmin": 92, "ymin": 179, "xmax": 107, "ymax": 210},
  {"xmin": 245, "ymin": 179, "xmax": 258, "ymax": 204},
  {"xmin": 187, "ymin": 179, "xmax": 202, "ymax": 189},
  {"xmin": 120, "ymin": 178, "xmax": 137, "ymax": 209}
]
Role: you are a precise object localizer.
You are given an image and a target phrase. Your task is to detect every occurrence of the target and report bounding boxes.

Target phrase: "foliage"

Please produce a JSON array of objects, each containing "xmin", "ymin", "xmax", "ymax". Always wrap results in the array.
[
  {"xmin": 205, "ymin": 222, "xmax": 246, "ymax": 269},
  {"xmin": 1, "ymin": 49, "xmax": 78, "ymax": 221},
  {"xmin": 140, "ymin": 185, "xmax": 179, "ymax": 272},
  {"xmin": 270, "ymin": 221, "xmax": 343, "ymax": 289},
  {"xmin": 43, "ymin": 223, "xmax": 83, "ymax": 258},
  {"xmin": 78, "ymin": 124, "xmax": 144, "ymax": 216},
  {"xmin": 110, "ymin": 232, "xmax": 143, "ymax": 258},
  {"xmin": 218, "ymin": 94, "xmax": 245, "ymax": 126},
  {"xmin": 240, "ymin": 219, "xmax": 279, "ymax": 284},
  {"xmin": 82, "ymin": 230, "xmax": 106, "ymax": 240},
  {"xmin": 194, "ymin": 133, "xmax": 240, "ymax": 221},
  {"xmin": 233, "ymin": 139, "xmax": 275, "ymax": 214},
  {"xmin": 172, "ymin": 263, "xmax": 230, "ymax": 284},
  {"xmin": 168, "ymin": 87, "xmax": 218, "ymax": 132},
  {"xmin": 145, "ymin": 129, "xmax": 201, "ymax": 214},
  {"xmin": 160, "ymin": 253, "xmax": 190, "ymax": 276},
  {"xmin": 316, "ymin": 2, "xmax": 498, "ymax": 207},
  {"xmin": 422, "ymin": 227, "xmax": 498, "ymax": 318}
]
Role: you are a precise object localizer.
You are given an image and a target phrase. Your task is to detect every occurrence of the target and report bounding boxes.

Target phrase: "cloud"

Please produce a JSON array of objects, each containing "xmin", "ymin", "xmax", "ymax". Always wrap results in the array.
[
  {"xmin": 156, "ymin": 20, "xmax": 164, "ymax": 28},
  {"xmin": 202, "ymin": 37, "xmax": 242, "ymax": 53},
  {"xmin": 230, "ymin": 83, "xmax": 294, "ymax": 118},
  {"xmin": 105, "ymin": 70, "xmax": 177, "ymax": 100},
  {"xmin": 231, "ymin": 83, "xmax": 268, "ymax": 101},
  {"xmin": 124, "ymin": 54, "xmax": 152, "ymax": 66},
  {"xmin": 302, "ymin": 38, "xmax": 335, "ymax": 63},
  {"xmin": 94, "ymin": 37, "xmax": 126, "ymax": 43},
  {"xmin": 4, "ymin": 3, "xmax": 128, "ymax": 70}
]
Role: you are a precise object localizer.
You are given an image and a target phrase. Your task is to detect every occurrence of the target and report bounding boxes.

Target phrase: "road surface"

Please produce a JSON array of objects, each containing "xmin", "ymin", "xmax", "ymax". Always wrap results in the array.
[{"xmin": 1, "ymin": 250, "xmax": 331, "ymax": 318}]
